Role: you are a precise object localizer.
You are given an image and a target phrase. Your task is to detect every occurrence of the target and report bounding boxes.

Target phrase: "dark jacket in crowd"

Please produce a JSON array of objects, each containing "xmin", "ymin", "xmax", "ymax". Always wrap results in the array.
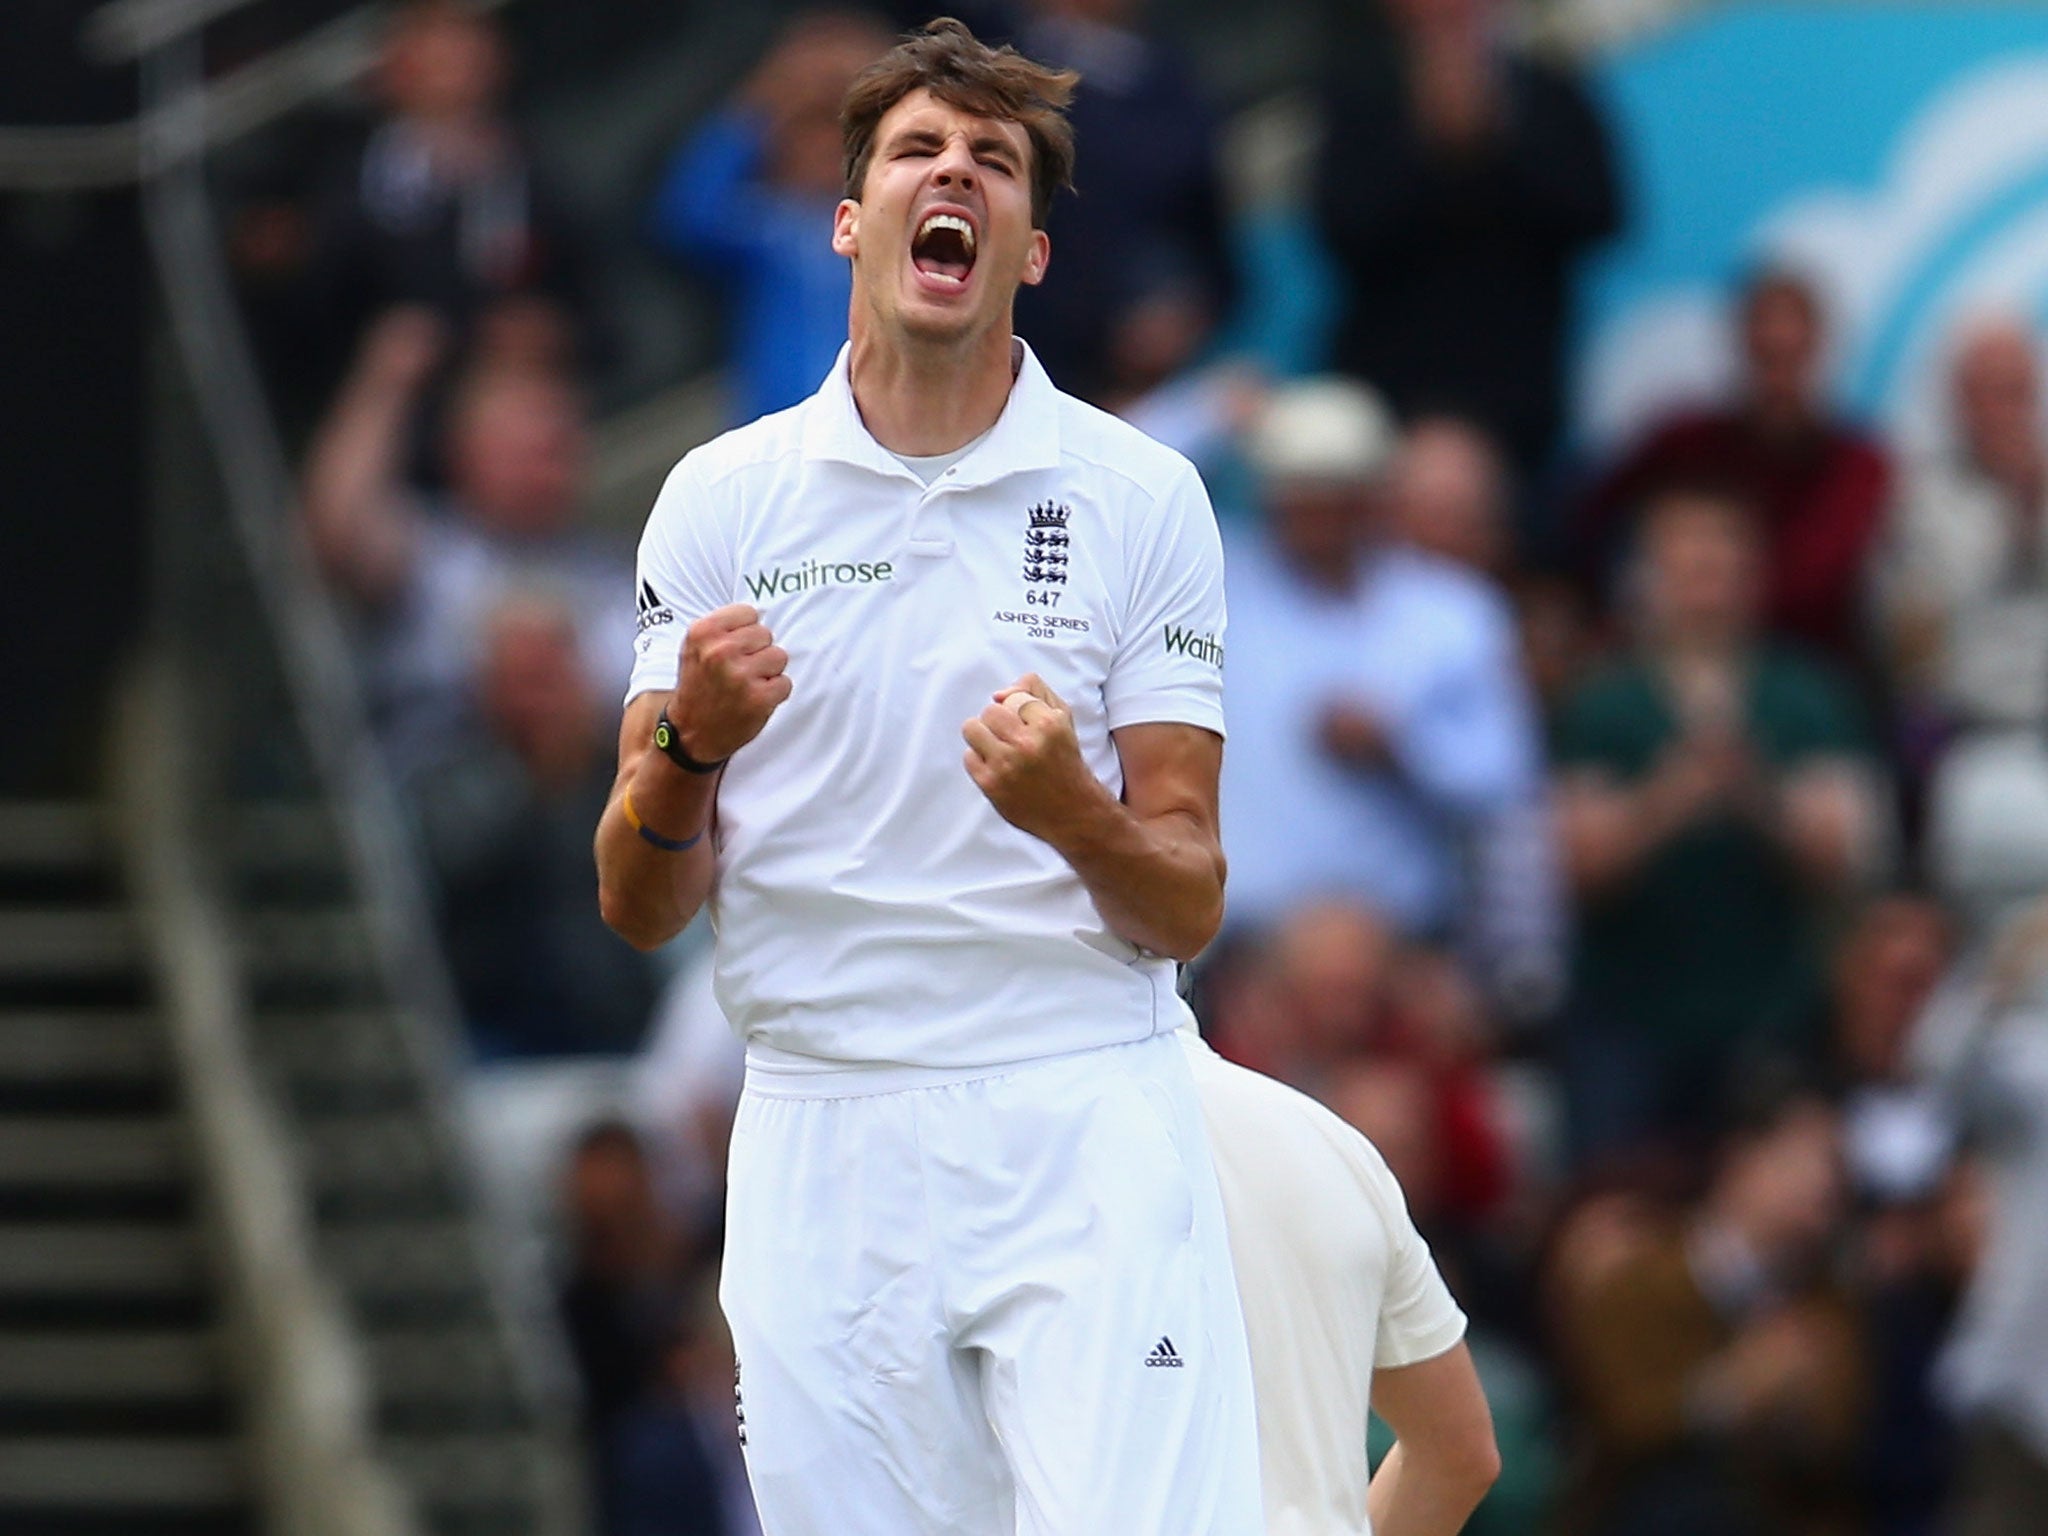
[
  {"xmin": 1315, "ymin": 49, "xmax": 1622, "ymax": 476},
  {"xmin": 300, "ymin": 122, "xmax": 598, "ymax": 387},
  {"xmin": 1011, "ymin": 19, "xmax": 1235, "ymax": 403}
]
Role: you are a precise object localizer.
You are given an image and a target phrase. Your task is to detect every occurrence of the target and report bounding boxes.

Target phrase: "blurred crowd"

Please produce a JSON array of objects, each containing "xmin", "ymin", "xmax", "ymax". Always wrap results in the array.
[{"xmin": 229, "ymin": 2, "xmax": 2048, "ymax": 1533}]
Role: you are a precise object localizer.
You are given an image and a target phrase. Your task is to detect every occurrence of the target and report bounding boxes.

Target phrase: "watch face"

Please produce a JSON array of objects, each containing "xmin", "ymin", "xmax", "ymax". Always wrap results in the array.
[{"xmin": 655, "ymin": 720, "xmax": 674, "ymax": 750}]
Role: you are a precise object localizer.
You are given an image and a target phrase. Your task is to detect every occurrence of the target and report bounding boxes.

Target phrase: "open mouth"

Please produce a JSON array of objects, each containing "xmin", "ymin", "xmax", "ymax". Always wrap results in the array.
[{"xmin": 911, "ymin": 210, "xmax": 977, "ymax": 288}]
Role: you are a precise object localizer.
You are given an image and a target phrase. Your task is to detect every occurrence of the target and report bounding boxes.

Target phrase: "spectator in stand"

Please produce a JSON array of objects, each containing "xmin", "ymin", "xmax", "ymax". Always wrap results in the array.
[
  {"xmin": 647, "ymin": 11, "xmax": 892, "ymax": 424},
  {"xmin": 1822, "ymin": 897, "xmax": 1965, "ymax": 1536},
  {"xmin": 1220, "ymin": 379, "xmax": 1552, "ymax": 953},
  {"xmin": 1581, "ymin": 269, "xmax": 1891, "ymax": 666},
  {"xmin": 301, "ymin": 307, "xmax": 635, "ymax": 775},
  {"xmin": 1514, "ymin": 571, "xmax": 1600, "ymax": 730},
  {"xmin": 1829, "ymin": 896, "xmax": 1956, "ymax": 1208},
  {"xmin": 1913, "ymin": 898, "xmax": 2048, "ymax": 1536},
  {"xmin": 558, "ymin": 1123, "xmax": 692, "ymax": 1482},
  {"xmin": 1206, "ymin": 899, "xmax": 1399, "ymax": 1091},
  {"xmin": 1390, "ymin": 416, "xmax": 1514, "ymax": 578},
  {"xmin": 1206, "ymin": 902, "xmax": 1513, "ymax": 1240},
  {"xmin": 1853, "ymin": 1157, "xmax": 1981, "ymax": 1536},
  {"xmin": 1875, "ymin": 319, "xmax": 2048, "ymax": 754},
  {"xmin": 299, "ymin": 0, "xmax": 597, "ymax": 401},
  {"xmin": 1313, "ymin": 0, "xmax": 1622, "ymax": 480},
  {"xmin": 1545, "ymin": 1092, "xmax": 1865, "ymax": 1536},
  {"xmin": 1388, "ymin": 417, "xmax": 1567, "ymax": 1020},
  {"xmin": 1554, "ymin": 486, "xmax": 1885, "ymax": 1163},
  {"xmin": 408, "ymin": 596, "xmax": 659, "ymax": 1056},
  {"xmin": 1012, "ymin": 0, "xmax": 1236, "ymax": 404},
  {"xmin": 1383, "ymin": 947, "xmax": 1513, "ymax": 1229},
  {"xmin": 604, "ymin": 1280, "xmax": 756, "ymax": 1536}
]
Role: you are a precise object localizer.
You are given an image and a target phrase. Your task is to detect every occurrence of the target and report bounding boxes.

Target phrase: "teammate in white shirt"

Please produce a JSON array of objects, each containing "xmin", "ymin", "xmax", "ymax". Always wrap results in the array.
[
  {"xmin": 1180, "ymin": 1028, "xmax": 1499, "ymax": 1536},
  {"xmin": 596, "ymin": 19, "xmax": 1259, "ymax": 1535}
]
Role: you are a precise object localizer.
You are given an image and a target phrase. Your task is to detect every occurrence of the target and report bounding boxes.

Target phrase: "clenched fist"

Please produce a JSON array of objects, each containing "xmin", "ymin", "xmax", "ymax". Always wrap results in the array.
[
  {"xmin": 669, "ymin": 604, "xmax": 791, "ymax": 762},
  {"xmin": 962, "ymin": 674, "xmax": 1093, "ymax": 843}
]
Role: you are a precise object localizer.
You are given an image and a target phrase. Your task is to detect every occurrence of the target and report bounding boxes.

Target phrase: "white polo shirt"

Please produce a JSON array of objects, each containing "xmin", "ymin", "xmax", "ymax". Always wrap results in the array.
[{"xmin": 625, "ymin": 342, "xmax": 1227, "ymax": 1076}]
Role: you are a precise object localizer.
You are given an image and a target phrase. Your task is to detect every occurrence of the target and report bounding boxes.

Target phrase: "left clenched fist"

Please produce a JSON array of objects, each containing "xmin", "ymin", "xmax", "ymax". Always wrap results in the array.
[{"xmin": 962, "ymin": 674, "xmax": 1093, "ymax": 842}]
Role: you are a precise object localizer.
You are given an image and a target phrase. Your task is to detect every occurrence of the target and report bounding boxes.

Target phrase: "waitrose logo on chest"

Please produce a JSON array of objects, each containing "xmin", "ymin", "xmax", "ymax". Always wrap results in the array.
[{"xmin": 742, "ymin": 556, "xmax": 895, "ymax": 601}]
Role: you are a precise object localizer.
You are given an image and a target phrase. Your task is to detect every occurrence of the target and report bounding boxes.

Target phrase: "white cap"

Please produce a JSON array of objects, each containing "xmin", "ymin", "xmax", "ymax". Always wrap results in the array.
[{"xmin": 1246, "ymin": 377, "xmax": 1398, "ymax": 486}]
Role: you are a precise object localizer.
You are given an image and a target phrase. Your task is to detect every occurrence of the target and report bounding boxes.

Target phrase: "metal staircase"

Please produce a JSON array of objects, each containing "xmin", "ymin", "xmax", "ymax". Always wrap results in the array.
[
  {"xmin": 0, "ymin": 800, "xmax": 254, "ymax": 1536},
  {"xmin": 0, "ymin": 3, "xmax": 595, "ymax": 1527},
  {"xmin": 221, "ymin": 803, "xmax": 578, "ymax": 1536}
]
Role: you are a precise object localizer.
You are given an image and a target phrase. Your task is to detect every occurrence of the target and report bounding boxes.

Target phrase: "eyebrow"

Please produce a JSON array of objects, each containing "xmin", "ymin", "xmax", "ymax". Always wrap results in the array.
[{"xmin": 888, "ymin": 126, "xmax": 1022, "ymax": 165}]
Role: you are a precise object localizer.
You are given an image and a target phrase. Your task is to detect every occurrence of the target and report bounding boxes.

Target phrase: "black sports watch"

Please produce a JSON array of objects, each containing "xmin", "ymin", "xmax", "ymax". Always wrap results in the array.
[{"xmin": 654, "ymin": 709, "xmax": 727, "ymax": 775}]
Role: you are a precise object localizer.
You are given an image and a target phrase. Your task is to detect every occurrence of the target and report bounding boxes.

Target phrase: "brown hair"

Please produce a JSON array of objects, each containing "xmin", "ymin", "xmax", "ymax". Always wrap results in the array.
[{"xmin": 840, "ymin": 17, "xmax": 1078, "ymax": 228}]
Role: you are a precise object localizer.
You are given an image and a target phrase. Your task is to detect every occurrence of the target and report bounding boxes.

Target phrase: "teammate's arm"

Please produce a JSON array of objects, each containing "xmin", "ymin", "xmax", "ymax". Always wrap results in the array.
[
  {"xmin": 596, "ymin": 605, "xmax": 790, "ymax": 951},
  {"xmin": 1366, "ymin": 1341, "xmax": 1500, "ymax": 1536},
  {"xmin": 963, "ymin": 676, "xmax": 1225, "ymax": 961}
]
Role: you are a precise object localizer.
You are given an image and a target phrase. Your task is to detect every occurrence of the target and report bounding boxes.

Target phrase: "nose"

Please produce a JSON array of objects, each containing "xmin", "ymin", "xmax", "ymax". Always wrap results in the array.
[{"xmin": 930, "ymin": 135, "xmax": 977, "ymax": 192}]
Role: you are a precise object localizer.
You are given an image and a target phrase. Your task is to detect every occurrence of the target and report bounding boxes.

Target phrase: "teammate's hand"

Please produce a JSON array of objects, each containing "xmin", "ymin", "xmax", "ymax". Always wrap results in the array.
[
  {"xmin": 962, "ymin": 674, "xmax": 1093, "ymax": 842},
  {"xmin": 669, "ymin": 605, "xmax": 791, "ymax": 762}
]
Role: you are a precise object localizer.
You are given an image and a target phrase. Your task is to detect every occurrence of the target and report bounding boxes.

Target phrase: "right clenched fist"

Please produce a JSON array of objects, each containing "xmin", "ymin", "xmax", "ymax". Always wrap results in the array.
[{"xmin": 668, "ymin": 605, "xmax": 791, "ymax": 762}]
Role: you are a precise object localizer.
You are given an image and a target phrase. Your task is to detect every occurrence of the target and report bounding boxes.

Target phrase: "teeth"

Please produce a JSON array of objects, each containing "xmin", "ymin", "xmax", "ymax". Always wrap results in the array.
[{"xmin": 917, "ymin": 212, "xmax": 975, "ymax": 254}]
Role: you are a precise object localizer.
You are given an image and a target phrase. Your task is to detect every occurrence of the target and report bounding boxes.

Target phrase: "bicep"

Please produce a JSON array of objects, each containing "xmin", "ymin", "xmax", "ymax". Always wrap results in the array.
[{"xmin": 1110, "ymin": 722, "xmax": 1223, "ymax": 842}]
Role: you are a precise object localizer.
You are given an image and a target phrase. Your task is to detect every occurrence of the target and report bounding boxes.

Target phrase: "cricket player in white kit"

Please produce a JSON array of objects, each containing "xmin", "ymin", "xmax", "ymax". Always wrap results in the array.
[{"xmin": 596, "ymin": 19, "xmax": 1260, "ymax": 1535}]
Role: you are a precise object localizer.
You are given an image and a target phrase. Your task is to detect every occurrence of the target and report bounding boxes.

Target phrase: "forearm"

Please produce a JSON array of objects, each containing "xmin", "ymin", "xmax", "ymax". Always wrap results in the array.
[
  {"xmin": 1045, "ymin": 782, "xmax": 1225, "ymax": 963},
  {"xmin": 595, "ymin": 722, "xmax": 720, "ymax": 951},
  {"xmin": 1368, "ymin": 1441, "xmax": 1494, "ymax": 1536},
  {"xmin": 301, "ymin": 371, "xmax": 416, "ymax": 598},
  {"xmin": 1371, "ymin": 1343, "xmax": 1500, "ymax": 1536}
]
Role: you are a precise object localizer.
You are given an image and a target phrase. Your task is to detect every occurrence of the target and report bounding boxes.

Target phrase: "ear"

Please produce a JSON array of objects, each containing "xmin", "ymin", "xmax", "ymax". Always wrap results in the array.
[
  {"xmin": 831, "ymin": 199, "xmax": 860, "ymax": 259},
  {"xmin": 1019, "ymin": 229, "xmax": 1051, "ymax": 288}
]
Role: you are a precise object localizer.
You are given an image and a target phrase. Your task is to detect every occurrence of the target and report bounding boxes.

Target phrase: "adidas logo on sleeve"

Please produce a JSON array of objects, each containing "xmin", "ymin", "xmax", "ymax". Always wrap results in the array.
[{"xmin": 1144, "ymin": 1336, "xmax": 1185, "ymax": 1368}]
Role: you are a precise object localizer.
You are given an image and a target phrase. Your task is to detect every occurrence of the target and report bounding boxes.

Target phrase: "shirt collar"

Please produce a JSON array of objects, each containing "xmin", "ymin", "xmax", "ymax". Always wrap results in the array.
[{"xmin": 801, "ymin": 337, "xmax": 1062, "ymax": 489}]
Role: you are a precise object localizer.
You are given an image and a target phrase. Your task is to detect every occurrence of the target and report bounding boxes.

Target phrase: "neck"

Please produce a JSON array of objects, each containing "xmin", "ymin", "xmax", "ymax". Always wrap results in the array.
[{"xmin": 848, "ymin": 315, "xmax": 1018, "ymax": 455}]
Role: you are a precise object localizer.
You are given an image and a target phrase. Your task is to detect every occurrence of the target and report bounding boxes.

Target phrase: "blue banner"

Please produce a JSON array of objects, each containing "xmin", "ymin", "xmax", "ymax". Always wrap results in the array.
[{"xmin": 1577, "ymin": 3, "xmax": 2048, "ymax": 453}]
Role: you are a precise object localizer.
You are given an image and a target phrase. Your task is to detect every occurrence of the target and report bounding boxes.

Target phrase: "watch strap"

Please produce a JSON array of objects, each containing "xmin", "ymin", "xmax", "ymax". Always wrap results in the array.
[{"xmin": 654, "ymin": 710, "xmax": 728, "ymax": 775}]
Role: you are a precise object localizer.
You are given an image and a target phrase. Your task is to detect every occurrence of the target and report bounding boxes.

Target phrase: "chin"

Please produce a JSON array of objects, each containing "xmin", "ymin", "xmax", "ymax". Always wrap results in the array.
[{"xmin": 897, "ymin": 304, "xmax": 984, "ymax": 345}]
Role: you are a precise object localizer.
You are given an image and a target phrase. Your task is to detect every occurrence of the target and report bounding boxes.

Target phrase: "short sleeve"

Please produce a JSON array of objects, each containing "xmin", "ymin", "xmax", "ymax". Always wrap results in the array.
[
  {"xmin": 1372, "ymin": 1158, "xmax": 1469, "ymax": 1370},
  {"xmin": 1104, "ymin": 460, "xmax": 1228, "ymax": 736},
  {"xmin": 625, "ymin": 456, "xmax": 734, "ymax": 704}
]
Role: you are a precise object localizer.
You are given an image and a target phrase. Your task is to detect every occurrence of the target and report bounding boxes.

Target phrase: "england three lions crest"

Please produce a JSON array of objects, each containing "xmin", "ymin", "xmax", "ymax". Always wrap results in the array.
[{"xmin": 1023, "ymin": 500, "xmax": 1072, "ymax": 585}]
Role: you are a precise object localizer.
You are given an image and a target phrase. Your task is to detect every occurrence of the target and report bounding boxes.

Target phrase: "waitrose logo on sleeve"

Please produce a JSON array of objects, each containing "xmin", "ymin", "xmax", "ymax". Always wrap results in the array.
[
  {"xmin": 742, "ymin": 557, "xmax": 895, "ymax": 602},
  {"xmin": 1163, "ymin": 623, "xmax": 1224, "ymax": 669}
]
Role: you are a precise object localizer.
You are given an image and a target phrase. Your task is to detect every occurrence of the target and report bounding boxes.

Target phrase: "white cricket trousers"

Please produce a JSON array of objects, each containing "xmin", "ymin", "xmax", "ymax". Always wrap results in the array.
[{"xmin": 719, "ymin": 1029, "xmax": 1265, "ymax": 1536}]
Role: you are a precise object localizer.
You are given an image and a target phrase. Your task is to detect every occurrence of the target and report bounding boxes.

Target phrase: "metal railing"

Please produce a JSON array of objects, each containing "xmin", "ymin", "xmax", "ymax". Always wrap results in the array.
[{"xmin": 119, "ymin": 663, "xmax": 420, "ymax": 1536}]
